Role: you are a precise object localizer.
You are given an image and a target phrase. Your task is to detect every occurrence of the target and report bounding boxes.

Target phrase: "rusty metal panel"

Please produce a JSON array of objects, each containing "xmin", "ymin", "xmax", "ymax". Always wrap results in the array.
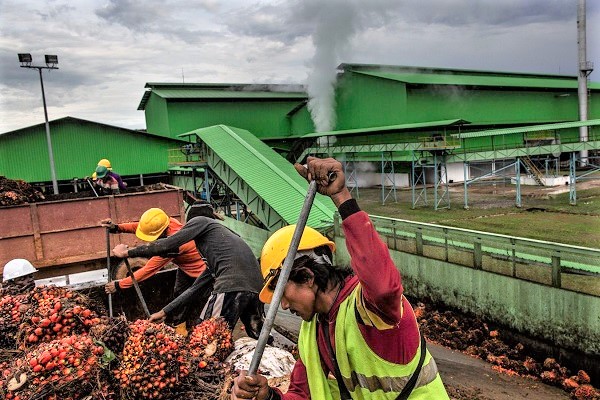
[
  {"xmin": 1, "ymin": 205, "xmax": 33, "ymax": 237},
  {"xmin": 0, "ymin": 236, "xmax": 36, "ymax": 265},
  {"xmin": 36, "ymin": 198, "xmax": 110, "ymax": 231},
  {"xmin": 0, "ymin": 189, "xmax": 183, "ymax": 272},
  {"xmin": 114, "ymin": 190, "xmax": 183, "ymax": 223},
  {"xmin": 40, "ymin": 226, "xmax": 105, "ymax": 261}
]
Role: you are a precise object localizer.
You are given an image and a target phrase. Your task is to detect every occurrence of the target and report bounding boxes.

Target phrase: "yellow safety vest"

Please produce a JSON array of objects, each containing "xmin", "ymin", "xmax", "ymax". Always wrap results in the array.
[{"xmin": 298, "ymin": 285, "xmax": 449, "ymax": 399}]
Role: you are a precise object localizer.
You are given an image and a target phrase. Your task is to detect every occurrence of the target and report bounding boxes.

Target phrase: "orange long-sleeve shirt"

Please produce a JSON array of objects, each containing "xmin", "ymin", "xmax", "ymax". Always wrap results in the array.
[{"xmin": 116, "ymin": 218, "xmax": 206, "ymax": 289}]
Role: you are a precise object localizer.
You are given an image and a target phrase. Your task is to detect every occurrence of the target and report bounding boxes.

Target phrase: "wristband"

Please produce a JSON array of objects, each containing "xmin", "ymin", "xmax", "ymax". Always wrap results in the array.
[{"xmin": 266, "ymin": 387, "xmax": 281, "ymax": 400}]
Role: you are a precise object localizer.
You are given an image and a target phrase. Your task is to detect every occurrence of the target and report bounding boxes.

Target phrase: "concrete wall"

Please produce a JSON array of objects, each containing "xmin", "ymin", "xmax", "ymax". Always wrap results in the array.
[{"xmin": 333, "ymin": 236, "xmax": 600, "ymax": 355}]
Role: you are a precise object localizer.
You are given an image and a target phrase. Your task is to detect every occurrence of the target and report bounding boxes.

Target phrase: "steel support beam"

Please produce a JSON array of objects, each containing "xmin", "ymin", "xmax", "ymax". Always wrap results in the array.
[
  {"xmin": 570, "ymin": 152, "xmax": 577, "ymax": 205},
  {"xmin": 381, "ymin": 151, "xmax": 397, "ymax": 205},
  {"xmin": 343, "ymin": 154, "xmax": 359, "ymax": 199},
  {"xmin": 433, "ymin": 152, "xmax": 450, "ymax": 210},
  {"xmin": 411, "ymin": 152, "xmax": 428, "ymax": 209},
  {"xmin": 515, "ymin": 158, "xmax": 522, "ymax": 208}
]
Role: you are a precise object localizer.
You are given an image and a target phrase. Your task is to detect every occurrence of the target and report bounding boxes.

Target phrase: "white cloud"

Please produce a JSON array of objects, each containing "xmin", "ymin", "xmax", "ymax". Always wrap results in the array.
[{"xmin": 0, "ymin": 0, "xmax": 598, "ymax": 134}]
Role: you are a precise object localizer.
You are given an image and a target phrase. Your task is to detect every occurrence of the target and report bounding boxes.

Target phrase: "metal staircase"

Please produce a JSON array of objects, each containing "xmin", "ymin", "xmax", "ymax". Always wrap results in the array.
[{"xmin": 521, "ymin": 157, "xmax": 546, "ymax": 186}]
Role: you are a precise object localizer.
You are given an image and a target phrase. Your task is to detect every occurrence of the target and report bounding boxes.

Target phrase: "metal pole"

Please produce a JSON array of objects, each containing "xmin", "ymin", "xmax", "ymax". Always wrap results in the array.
[
  {"xmin": 516, "ymin": 159, "xmax": 522, "ymax": 208},
  {"xmin": 248, "ymin": 180, "xmax": 319, "ymax": 376},
  {"xmin": 106, "ymin": 228, "xmax": 113, "ymax": 318},
  {"xmin": 124, "ymin": 258, "xmax": 151, "ymax": 317},
  {"xmin": 463, "ymin": 161, "xmax": 469, "ymax": 209},
  {"xmin": 38, "ymin": 68, "xmax": 59, "ymax": 194},
  {"xmin": 578, "ymin": 0, "xmax": 592, "ymax": 166}
]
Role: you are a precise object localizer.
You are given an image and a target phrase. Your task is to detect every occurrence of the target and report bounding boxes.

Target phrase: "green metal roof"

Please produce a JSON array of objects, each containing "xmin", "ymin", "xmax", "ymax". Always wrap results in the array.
[
  {"xmin": 138, "ymin": 83, "xmax": 307, "ymax": 110},
  {"xmin": 302, "ymin": 119, "xmax": 470, "ymax": 138},
  {"xmin": 181, "ymin": 125, "xmax": 337, "ymax": 229},
  {"xmin": 353, "ymin": 70, "xmax": 598, "ymax": 90},
  {"xmin": 452, "ymin": 119, "xmax": 600, "ymax": 139}
]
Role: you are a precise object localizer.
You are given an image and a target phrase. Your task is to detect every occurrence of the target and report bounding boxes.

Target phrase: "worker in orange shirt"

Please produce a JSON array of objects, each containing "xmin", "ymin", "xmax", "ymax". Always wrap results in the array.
[{"xmin": 103, "ymin": 207, "xmax": 211, "ymax": 329}]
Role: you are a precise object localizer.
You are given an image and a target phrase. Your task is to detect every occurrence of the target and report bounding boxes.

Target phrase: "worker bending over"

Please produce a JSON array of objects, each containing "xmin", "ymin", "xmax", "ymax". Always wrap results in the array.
[
  {"xmin": 112, "ymin": 203, "xmax": 265, "ymax": 339},
  {"xmin": 2, "ymin": 258, "xmax": 38, "ymax": 296},
  {"xmin": 231, "ymin": 157, "xmax": 449, "ymax": 400},
  {"xmin": 103, "ymin": 208, "xmax": 209, "ymax": 328}
]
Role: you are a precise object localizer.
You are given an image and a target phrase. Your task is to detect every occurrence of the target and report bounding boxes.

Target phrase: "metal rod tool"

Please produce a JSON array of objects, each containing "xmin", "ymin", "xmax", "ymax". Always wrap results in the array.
[
  {"xmin": 106, "ymin": 227, "xmax": 113, "ymax": 318},
  {"xmin": 123, "ymin": 258, "xmax": 151, "ymax": 318}
]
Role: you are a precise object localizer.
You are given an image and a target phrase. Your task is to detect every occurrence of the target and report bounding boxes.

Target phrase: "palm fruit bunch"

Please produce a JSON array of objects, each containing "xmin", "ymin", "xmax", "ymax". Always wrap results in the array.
[
  {"xmin": 0, "ymin": 294, "xmax": 27, "ymax": 349},
  {"xmin": 19, "ymin": 286, "xmax": 102, "ymax": 349},
  {"xmin": 88, "ymin": 315, "xmax": 131, "ymax": 355},
  {"xmin": 185, "ymin": 317, "xmax": 234, "ymax": 390},
  {"xmin": 0, "ymin": 334, "xmax": 107, "ymax": 400},
  {"xmin": 188, "ymin": 317, "xmax": 234, "ymax": 363},
  {"xmin": 114, "ymin": 320, "xmax": 189, "ymax": 399}
]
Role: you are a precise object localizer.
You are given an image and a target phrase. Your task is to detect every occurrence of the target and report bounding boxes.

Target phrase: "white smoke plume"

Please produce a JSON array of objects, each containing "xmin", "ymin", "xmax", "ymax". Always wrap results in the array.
[{"xmin": 300, "ymin": 0, "xmax": 389, "ymax": 133}]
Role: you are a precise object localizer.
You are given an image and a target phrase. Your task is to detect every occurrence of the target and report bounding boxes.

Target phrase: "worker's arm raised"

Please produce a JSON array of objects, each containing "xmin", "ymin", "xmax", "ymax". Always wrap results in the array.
[{"xmin": 294, "ymin": 156, "xmax": 351, "ymax": 207}]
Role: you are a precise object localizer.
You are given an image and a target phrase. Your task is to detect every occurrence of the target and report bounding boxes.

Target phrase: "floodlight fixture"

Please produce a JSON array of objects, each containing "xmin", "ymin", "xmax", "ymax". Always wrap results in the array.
[
  {"xmin": 45, "ymin": 54, "xmax": 58, "ymax": 66},
  {"xmin": 17, "ymin": 52, "xmax": 60, "ymax": 194},
  {"xmin": 18, "ymin": 53, "xmax": 32, "ymax": 66}
]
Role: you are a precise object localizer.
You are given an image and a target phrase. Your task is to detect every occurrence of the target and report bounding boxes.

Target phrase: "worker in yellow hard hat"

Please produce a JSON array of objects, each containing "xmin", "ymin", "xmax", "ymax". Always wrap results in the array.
[
  {"xmin": 102, "ymin": 208, "xmax": 210, "ymax": 330},
  {"xmin": 95, "ymin": 165, "xmax": 127, "ymax": 194},
  {"xmin": 111, "ymin": 202, "xmax": 265, "ymax": 340},
  {"xmin": 231, "ymin": 157, "xmax": 449, "ymax": 400},
  {"xmin": 97, "ymin": 158, "xmax": 112, "ymax": 170}
]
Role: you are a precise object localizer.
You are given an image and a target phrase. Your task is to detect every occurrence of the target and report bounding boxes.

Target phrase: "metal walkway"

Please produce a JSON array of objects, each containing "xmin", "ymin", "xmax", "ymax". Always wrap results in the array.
[{"xmin": 177, "ymin": 125, "xmax": 337, "ymax": 232}]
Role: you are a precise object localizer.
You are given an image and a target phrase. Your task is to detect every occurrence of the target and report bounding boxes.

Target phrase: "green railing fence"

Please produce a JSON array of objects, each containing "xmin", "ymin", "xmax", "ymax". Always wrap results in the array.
[{"xmin": 334, "ymin": 213, "xmax": 600, "ymax": 297}]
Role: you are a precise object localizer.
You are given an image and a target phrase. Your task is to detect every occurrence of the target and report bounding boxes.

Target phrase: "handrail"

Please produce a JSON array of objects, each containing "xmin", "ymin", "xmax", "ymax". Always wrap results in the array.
[{"xmin": 334, "ymin": 213, "xmax": 600, "ymax": 294}]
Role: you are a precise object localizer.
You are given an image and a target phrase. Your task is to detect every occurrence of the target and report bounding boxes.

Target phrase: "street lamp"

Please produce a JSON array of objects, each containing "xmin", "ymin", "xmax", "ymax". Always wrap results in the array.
[{"xmin": 18, "ymin": 53, "xmax": 60, "ymax": 194}]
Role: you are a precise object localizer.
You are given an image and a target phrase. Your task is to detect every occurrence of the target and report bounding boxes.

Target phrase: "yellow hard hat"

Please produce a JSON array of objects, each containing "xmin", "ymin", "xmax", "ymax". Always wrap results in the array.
[
  {"xmin": 259, "ymin": 225, "xmax": 335, "ymax": 304},
  {"xmin": 98, "ymin": 159, "xmax": 112, "ymax": 170},
  {"xmin": 136, "ymin": 208, "xmax": 170, "ymax": 242}
]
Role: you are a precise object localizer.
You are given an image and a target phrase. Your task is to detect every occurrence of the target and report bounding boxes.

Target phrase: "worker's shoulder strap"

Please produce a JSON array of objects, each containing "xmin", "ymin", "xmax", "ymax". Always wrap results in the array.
[
  {"xmin": 320, "ymin": 320, "xmax": 353, "ymax": 400},
  {"xmin": 353, "ymin": 298, "xmax": 427, "ymax": 400},
  {"xmin": 395, "ymin": 334, "xmax": 427, "ymax": 400}
]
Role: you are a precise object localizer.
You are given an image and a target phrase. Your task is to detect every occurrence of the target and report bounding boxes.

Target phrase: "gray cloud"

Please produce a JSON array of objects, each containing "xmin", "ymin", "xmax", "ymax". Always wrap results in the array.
[{"xmin": 0, "ymin": 0, "xmax": 598, "ymax": 134}]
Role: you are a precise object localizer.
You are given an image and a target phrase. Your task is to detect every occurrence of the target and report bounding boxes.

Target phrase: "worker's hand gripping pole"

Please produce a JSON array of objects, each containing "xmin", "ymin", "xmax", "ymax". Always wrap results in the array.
[
  {"xmin": 123, "ymin": 258, "xmax": 151, "ymax": 318},
  {"xmin": 106, "ymin": 227, "xmax": 113, "ymax": 318},
  {"xmin": 248, "ymin": 179, "xmax": 318, "ymax": 375}
]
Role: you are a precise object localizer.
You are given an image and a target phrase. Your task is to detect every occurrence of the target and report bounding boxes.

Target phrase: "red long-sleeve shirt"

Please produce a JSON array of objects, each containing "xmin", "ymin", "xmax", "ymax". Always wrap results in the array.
[
  {"xmin": 116, "ymin": 218, "xmax": 207, "ymax": 289},
  {"xmin": 280, "ymin": 207, "xmax": 420, "ymax": 399}
]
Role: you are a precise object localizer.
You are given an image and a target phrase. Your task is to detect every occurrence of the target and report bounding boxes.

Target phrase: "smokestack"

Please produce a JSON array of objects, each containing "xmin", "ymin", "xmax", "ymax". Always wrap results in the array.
[{"xmin": 577, "ymin": 0, "xmax": 594, "ymax": 165}]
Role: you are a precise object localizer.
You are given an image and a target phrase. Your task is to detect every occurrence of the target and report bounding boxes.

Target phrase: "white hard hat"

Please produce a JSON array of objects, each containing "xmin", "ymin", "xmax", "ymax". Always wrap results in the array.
[{"xmin": 3, "ymin": 259, "xmax": 38, "ymax": 282}]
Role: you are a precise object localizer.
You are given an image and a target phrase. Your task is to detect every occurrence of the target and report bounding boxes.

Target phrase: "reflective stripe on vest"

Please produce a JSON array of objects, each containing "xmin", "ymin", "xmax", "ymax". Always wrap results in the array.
[
  {"xmin": 343, "ymin": 356, "xmax": 439, "ymax": 393},
  {"xmin": 299, "ymin": 284, "xmax": 449, "ymax": 400}
]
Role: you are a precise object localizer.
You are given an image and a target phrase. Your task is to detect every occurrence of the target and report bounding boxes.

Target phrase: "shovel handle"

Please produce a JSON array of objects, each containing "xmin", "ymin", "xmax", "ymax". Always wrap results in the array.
[
  {"xmin": 124, "ymin": 258, "xmax": 151, "ymax": 318},
  {"xmin": 106, "ymin": 228, "xmax": 113, "ymax": 318},
  {"xmin": 248, "ymin": 179, "xmax": 319, "ymax": 375}
]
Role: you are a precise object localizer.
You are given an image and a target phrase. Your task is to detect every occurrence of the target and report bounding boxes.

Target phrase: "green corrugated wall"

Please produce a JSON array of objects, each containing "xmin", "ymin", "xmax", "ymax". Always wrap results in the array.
[
  {"xmin": 144, "ymin": 95, "xmax": 170, "ymax": 136},
  {"xmin": 145, "ymin": 98, "xmax": 313, "ymax": 139},
  {"xmin": 335, "ymin": 71, "xmax": 600, "ymax": 136},
  {"xmin": 0, "ymin": 118, "xmax": 183, "ymax": 182},
  {"xmin": 336, "ymin": 72, "xmax": 408, "ymax": 130}
]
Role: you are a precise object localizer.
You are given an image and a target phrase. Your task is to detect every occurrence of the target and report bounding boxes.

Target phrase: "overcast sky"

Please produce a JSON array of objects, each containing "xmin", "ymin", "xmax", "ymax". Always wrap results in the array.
[{"xmin": 0, "ymin": 0, "xmax": 598, "ymax": 134}]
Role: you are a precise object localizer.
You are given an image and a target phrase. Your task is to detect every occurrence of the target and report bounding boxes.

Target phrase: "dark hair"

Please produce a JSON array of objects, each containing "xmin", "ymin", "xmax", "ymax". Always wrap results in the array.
[
  {"xmin": 270, "ymin": 245, "xmax": 353, "ymax": 292},
  {"xmin": 187, "ymin": 201, "xmax": 215, "ymax": 222}
]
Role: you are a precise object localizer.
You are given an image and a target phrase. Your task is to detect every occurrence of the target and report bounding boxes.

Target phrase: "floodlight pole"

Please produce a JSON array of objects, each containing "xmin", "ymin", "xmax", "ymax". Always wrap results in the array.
[{"xmin": 20, "ymin": 59, "xmax": 59, "ymax": 194}]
